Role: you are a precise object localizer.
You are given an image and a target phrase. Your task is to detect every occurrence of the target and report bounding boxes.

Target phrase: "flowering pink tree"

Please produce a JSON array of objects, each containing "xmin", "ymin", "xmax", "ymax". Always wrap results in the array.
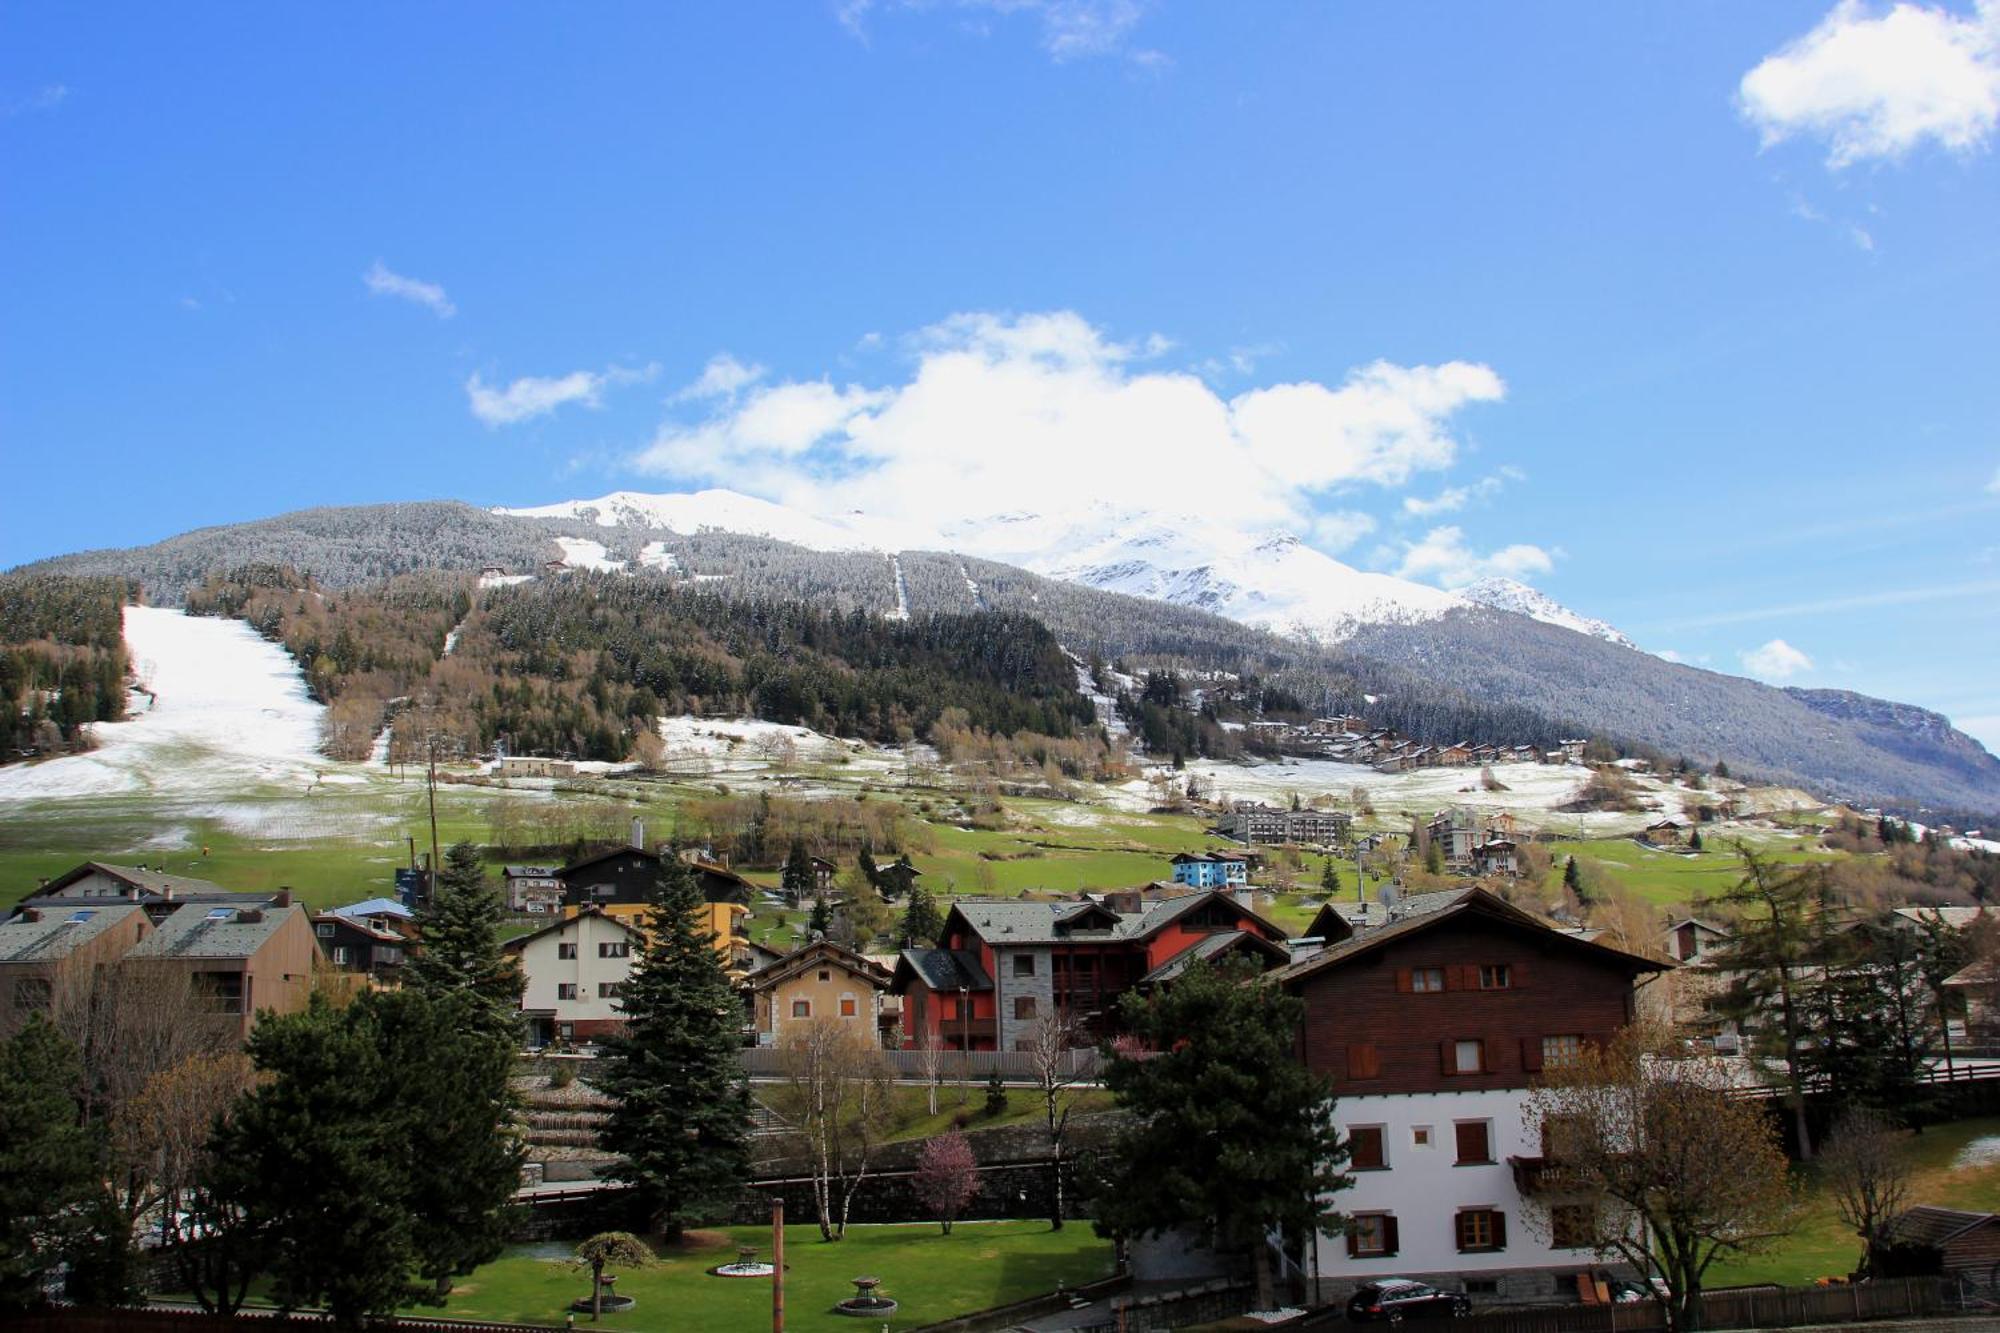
[{"xmin": 913, "ymin": 1130, "xmax": 979, "ymax": 1234}]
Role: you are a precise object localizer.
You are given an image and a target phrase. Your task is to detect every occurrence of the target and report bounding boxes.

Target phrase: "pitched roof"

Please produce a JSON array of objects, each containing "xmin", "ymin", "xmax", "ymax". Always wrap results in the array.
[
  {"xmin": 1138, "ymin": 929, "xmax": 1290, "ymax": 985},
  {"xmin": 500, "ymin": 905, "xmax": 648, "ymax": 954},
  {"xmin": 746, "ymin": 939, "xmax": 893, "ymax": 992},
  {"xmin": 128, "ymin": 903, "xmax": 304, "ymax": 960},
  {"xmin": 1270, "ymin": 887, "xmax": 1669, "ymax": 989},
  {"xmin": 1885, "ymin": 1206, "xmax": 1998, "ymax": 1248},
  {"xmin": 942, "ymin": 888, "xmax": 1288, "ymax": 949},
  {"xmin": 40, "ymin": 861, "xmax": 232, "ymax": 900},
  {"xmin": 893, "ymin": 947, "xmax": 992, "ymax": 994},
  {"xmin": 1892, "ymin": 906, "xmax": 1998, "ymax": 930},
  {"xmin": 0, "ymin": 903, "xmax": 149, "ymax": 963},
  {"xmin": 557, "ymin": 845, "xmax": 661, "ymax": 878},
  {"xmin": 313, "ymin": 912, "xmax": 405, "ymax": 944},
  {"xmin": 331, "ymin": 897, "xmax": 412, "ymax": 920}
]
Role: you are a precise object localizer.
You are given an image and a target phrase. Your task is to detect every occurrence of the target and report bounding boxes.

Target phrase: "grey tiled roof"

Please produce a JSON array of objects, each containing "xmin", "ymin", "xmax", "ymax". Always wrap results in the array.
[
  {"xmin": 947, "ymin": 889, "xmax": 1284, "ymax": 948},
  {"xmin": 128, "ymin": 902, "xmax": 302, "ymax": 960},
  {"xmin": 896, "ymin": 947, "xmax": 992, "ymax": 993},
  {"xmin": 1885, "ymin": 1206, "xmax": 1996, "ymax": 1248},
  {"xmin": 0, "ymin": 903, "xmax": 149, "ymax": 963},
  {"xmin": 43, "ymin": 861, "xmax": 231, "ymax": 899}
]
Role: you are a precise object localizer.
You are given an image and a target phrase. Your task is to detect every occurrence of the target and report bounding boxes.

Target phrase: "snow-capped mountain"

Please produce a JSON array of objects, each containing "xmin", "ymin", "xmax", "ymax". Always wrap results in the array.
[
  {"xmin": 1458, "ymin": 577, "xmax": 1636, "ymax": 649},
  {"xmin": 497, "ymin": 490, "xmax": 1475, "ymax": 642}
]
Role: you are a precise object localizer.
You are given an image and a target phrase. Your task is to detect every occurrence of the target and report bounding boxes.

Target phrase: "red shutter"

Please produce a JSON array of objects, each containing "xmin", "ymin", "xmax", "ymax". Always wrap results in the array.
[
  {"xmin": 1395, "ymin": 968, "xmax": 1413, "ymax": 993},
  {"xmin": 1382, "ymin": 1215, "xmax": 1400, "ymax": 1256},
  {"xmin": 1440, "ymin": 1040, "xmax": 1457, "ymax": 1075},
  {"xmin": 1521, "ymin": 1036, "xmax": 1544, "ymax": 1073},
  {"xmin": 1492, "ymin": 1211, "xmax": 1508, "ymax": 1250}
]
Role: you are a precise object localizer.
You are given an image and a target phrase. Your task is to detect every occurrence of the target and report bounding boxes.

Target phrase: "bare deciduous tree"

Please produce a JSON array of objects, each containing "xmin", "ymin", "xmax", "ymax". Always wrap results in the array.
[
  {"xmin": 916, "ymin": 1031, "xmax": 945, "ymax": 1117},
  {"xmin": 1524, "ymin": 1027, "xmax": 1796, "ymax": 1333},
  {"xmin": 772, "ymin": 1018, "xmax": 894, "ymax": 1241},
  {"xmin": 1030, "ymin": 1007, "xmax": 1088, "ymax": 1230},
  {"xmin": 1821, "ymin": 1108, "xmax": 1913, "ymax": 1278}
]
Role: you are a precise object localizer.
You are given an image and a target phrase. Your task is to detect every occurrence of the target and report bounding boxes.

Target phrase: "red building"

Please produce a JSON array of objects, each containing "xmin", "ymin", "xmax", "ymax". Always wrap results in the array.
[{"xmin": 891, "ymin": 888, "xmax": 1289, "ymax": 1051}]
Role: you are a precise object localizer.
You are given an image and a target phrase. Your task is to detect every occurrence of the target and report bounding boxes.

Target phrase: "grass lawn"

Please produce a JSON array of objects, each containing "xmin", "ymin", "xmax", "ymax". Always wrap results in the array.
[
  {"xmin": 409, "ymin": 1220, "xmax": 1115, "ymax": 1330},
  {"xmin": 1537, "ymin": 836, "xmax": 1847, "ymax": 910},
  {"xmin": 1708, "ymin": 1116, "xmax": 2000, "ymax": 1288},
  {"xmin": 876, "ymin": 1084, "xmax": 1117, "ymax": 1143}
]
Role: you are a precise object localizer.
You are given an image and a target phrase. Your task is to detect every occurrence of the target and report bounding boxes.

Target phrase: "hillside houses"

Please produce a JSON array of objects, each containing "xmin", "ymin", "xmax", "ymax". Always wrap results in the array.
[
  {"xmin": 1241, "ymin": 717, "xmax": 1567, "ymax": 773},
  {"xmin": 1215, "ymin": 803, "xmax": 1352, "ymax": 847},
  {"xmin": 1426, "ymin": 808, "xmax": 1521, "ymax": 876}
]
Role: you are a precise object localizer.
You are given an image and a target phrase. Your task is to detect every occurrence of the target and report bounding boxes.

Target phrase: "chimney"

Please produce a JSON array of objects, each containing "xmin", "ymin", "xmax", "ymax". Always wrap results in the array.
[
  {"xmin": 631, "ymin": 817, "xmax": 645, "ymax": 851},
  {"xmin": 238, "ymin": 909, "xmax": 264, "ymax": 924},
  {"xmin": 22, "ymin": 907, "xmax": 42, "ymax": 923},
  {"xmin": 274, "ymin": 888, "xmax": 293, "ymax": 908}
]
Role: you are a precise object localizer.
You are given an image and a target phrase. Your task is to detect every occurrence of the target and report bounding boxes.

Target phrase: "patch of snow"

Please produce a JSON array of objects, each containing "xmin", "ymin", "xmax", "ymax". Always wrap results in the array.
[
  {"xmin": 886, "ymin": 554, "xmax": 910, "ymax": 621},
  {"xmin": 637, "ymin": 541, "xmax": 679, "ymax": 573},
  {"xmin": 552, "ymin": 537, "xmax": 627, "ymax": 574},
  {"xmin": 0, "ymin": 607, "xmax": 329, "ymax": 801},
  {"xmin": 442, "ymin": 627, "xmax": 462, "ymax": 656},
  {"xmin": 478, "ymin": 571, "xmax": 534, "ymax": 589},
  {"xmin": 1953, "ymin": 1135, "xmax": 2000, "ymax": 1170},
  {"xmin": 1459, "ymin": 577, "xmax": 1637, "ymax": 649},
  {"xmin": 367, "ymin": 727, "xmax": 392, "ymax": 766},
  {"xmin": 957, "ymin": 561, "xmax": 984, "ymax": 609}
]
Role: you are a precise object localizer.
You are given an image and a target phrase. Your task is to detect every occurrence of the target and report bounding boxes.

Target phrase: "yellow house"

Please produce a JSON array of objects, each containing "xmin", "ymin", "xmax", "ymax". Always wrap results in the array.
[
  {"xmin": 746, "ymin": 940, "xmax": 893, "ymax": 1046},
  {"xmin": 561, "ymin": 900, "xmax": 753, "ymax": 980}
]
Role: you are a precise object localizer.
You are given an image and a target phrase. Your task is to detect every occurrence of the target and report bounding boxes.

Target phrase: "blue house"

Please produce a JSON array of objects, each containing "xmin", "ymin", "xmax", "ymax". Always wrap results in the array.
[{"xmin": 1170, "ymin": 851, "xmax": 1248, "ymax": 889}]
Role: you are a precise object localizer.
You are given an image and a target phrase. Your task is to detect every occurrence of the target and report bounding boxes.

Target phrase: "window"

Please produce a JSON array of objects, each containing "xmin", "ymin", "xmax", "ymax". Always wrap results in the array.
[
  {"xmin": 1014, "ymin": 954, "xmax": 1036, "ymax": 977},
  {"xmin": 818, "ymin": 969, "xmax": 830, "ymax": 982},
  {"xmin": 557, "ymin": 983, "xmax": 578, "ymax": 1000},
  {"xmin": 1541, "ymin": 1113, "xmax": 1590, "ymax": 1162},
  {"xmin": 1464, "ymin": 1279, "xmax": 1501, "ymax": 1296},
  {"xmin": 792, "ymin": 999, "xmax": 811, "ymax": 1018},
  {"xmin": 1550, "ymin": 1204, "xmax": 1595, "ymax": 1250},
  {"xmin": 1346, "ymin": 1043, "xmax": 1380, "ymax": 1079},
  {"xmin": 557, "ymin": 1022, "xmax": 575, "ymax": 1040},
  {"xmin": 1456, "ymin": 1209, "xmax": 1506, "ymax": 1252},
  {"xmin": 1446, "ymin": 1038, "xmax": 1485, "ymax": 1074},
  {"xmin": 196, "ymin": 972, "xmax": 244, "ymax": 1014},
  {"xmin": 597, "ymin": 982, "xmax": 623, "ymax": 998},
  {"xmin": 839, "ymin": 996, "xmax": 858, "ymax": 1018},
  {"xmin": 315, "ymin": 923, "xmax": 335, "ymax": 938},
  {"xmin": 1346, "ymin": 1214, "xmax": 1398, "ymax": 1258},
  {"xmin": 1348, "ymin": 1125, "xmax": 1387, "ymax": 1171},
  {"xmin": 331, "ymin": 946, "xmax": 351, "ymax": 965},
  {"xmin": 1412, "ymin": 1125, "xmax": 1433, "ymax": 1149},
  {"xmin": 1478, "ymin": 964, "xmax": 1512, "ymax": 990},
  {"xmin": 379, "ymin": 946, "xmax": 402, "ymax": 964},
  {"xmin": 1542, "ymin": 1034, "xmax": 1582, "ymax": 1069},
  {"xmin": 1014, "ymin": 996, "xmax": 1037, "ymax": 1020},
  {"xmin": 1073, "ymin": 955, "xmax": 1097, "ymax": 973},
  {"xmin": 1409, "ymin": 967, "xmax": 1445, "ymax": 993},
  {"xmin": 1455, "ymin": 1120, "xmax": 1493, "ymax": 1165},
  {"xmin": 599, "ymin": 941, "xmax": 629, "ymax": 958},
  {"xmin": 12, "ymin": 978, "xmax": 52, "ymax": 1011},
  {"xmin": 557, "ymin": 942, "xmax": 578, "ymax": 959}
]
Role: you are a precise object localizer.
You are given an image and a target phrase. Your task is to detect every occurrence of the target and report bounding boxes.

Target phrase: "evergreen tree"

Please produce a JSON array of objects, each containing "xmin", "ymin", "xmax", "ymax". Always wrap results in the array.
[
  {"xmin": 1563, "ymin": 855, "xmax": 1583, "ymax": 895},
  {"xmin": 808, "ymin": 894, "xmax": 834, "ymax": 938},
  {"xmin": 899, "ymin": 883, "xmax": 943, "ymax": 949},
  {"xmin": 596, "ymin": 857, "xmax": 753, "ymax": 1240},
  {"xmin": 405, "ymin": 841, "xmax": 524, "ymax": 1045},
  {"xmin": 780, "ymin": 839, "xmax": 814, "ymax": 903},
  {"xmin": 1713, "ymin": 760, "xmax": 1730, "ymax": 779},
  {"xmin": 1689, "ymin": 829, "xmax": 1704, "ymax": 852},
  {"xmin": 0, "ymin": 1017, "xmax": 97, "ymax": 1311},
  {"xmin": 1095, "ymin": 961, "xmax": 1351, "ymax": 1312},
  {"xmin": 1320, "ymin": 859, "xmax": 1340, "ymax": 896},
  {"xmin": 857, "ymin": 844, "xmax": 880, "ymax": 891},
  {"xmin": 1423, "ymin": 836, "xmax": 1444, "ymax": 876}
]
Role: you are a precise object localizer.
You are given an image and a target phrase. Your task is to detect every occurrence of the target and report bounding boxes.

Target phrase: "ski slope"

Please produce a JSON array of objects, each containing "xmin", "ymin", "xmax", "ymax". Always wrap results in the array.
[{"xmin": 0, "ymin": 606, "xmax": 328, "ymax": 800}]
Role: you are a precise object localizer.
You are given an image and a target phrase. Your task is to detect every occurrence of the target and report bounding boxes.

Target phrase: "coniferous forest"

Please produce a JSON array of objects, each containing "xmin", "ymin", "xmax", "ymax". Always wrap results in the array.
[{"xmin": 0, "ymin": 574, "xmax": 134, "ymax": 758}]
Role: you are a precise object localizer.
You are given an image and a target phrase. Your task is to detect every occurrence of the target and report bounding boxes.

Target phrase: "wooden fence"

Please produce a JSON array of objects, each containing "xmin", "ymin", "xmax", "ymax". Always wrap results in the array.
[
  {"xmin": 738, "ymin": 1044, "xmax": 1104, "ymax": 1083},
  {"xmin": 1364, "ymin": 1276, "xmax": 1956, "ymax": 1333}
]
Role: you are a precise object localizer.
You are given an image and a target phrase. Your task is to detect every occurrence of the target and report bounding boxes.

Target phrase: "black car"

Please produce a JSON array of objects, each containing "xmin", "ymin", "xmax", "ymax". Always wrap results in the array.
[{"xmin": 1346, "ymin": 1279, "xmax": 1473, "ymax": 1321}]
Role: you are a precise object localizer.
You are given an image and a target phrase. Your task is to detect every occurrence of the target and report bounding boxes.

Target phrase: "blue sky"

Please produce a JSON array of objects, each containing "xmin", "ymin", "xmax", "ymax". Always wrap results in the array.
[{"xmin": 4, "ymin": 2, "xmax": 1998, "ymax": 744}]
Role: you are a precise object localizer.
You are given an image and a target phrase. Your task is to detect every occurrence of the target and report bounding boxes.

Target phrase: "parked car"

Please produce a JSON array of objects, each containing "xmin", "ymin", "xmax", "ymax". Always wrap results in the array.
[{"xmin": 1346, "ymin": 1279, "xmax": 1473, "ymax": 1321}]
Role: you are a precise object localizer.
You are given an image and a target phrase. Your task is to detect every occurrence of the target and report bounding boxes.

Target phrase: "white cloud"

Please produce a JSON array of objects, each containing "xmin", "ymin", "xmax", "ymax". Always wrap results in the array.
[
  {"xmin": 1392, "ymin": 525, "xmax": 1554, "ymax": 589},
  {"xmin": 632, "ymin": 310, "xmax": 1505, "ymax": 544},
  {"xmin": 1310, "ymin": 511, "xmax": 1377, "ymax": 553},
  {"xmin": 1401, "ymin": 472, "xmax": 1512, "ymax": 517},
  {"xmin": 1740, "ymin": 0, "xmax": 2000, "ymax": 167},
  {"xmin": 837, "ymin": 0, "xmax": 1156, "ymax": 62},
  {"xmin": 467, "ymin": 363, "xmax": 656, "ymax": 427},
  {"xmin": 1986, "ymin": 464, "xmax": 2000, "ymax": 493},
  {"xmin": 676, "ymin": 354, "xmax": 766, "ymax": 402},
  {"xmin": 363, "ymin": 261, "xmax": 455, "ymax": 319},
  {"xmin": 1741, "ymin": 638, "xmax": 1816, "ymax": 680}
]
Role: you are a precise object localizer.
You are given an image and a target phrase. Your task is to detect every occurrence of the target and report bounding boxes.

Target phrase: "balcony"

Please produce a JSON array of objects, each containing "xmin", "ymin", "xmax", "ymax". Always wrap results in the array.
[{"xmin": 936, "ymin": 1017, "xmax": 994, "ymax": 1044}]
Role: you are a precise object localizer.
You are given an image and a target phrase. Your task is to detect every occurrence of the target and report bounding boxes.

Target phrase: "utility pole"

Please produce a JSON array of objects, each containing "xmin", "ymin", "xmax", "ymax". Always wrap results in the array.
[
  {"xmin": 771, "ymin": 1197, "xmax": 785, "ymax": 1333},
  {"xmin": 425, "ymin": 729, "xmax": 442, "ymax": 906}
]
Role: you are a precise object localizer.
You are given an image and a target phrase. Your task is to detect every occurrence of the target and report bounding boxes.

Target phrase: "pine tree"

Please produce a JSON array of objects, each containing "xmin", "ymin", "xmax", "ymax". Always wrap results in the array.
[
  {"xmin": 0, "ymin": 1017, "xmax": 97, "ymax": 1311},
  {"xmin": 780, "ymin": 840, "xmax": 814, "ymax": 903},
  {"xmin": 1563, "ymin": 855, "xmax": 1583, "ymax": 895},
  {"xmin": 857, "ymin": 844, "xmax": 880, "ymax": 891},
  {"xmin": 808, "ymin": 895, "xmax": 833, "ymax": 938},
  {"xmin": 596, "ymin": 856, "xmax": 753, "ymax": 1241},
  {"xmin": 1320, "ymin": 858, "xmax": 1340, "ymax": 896},
  {"xmin": 1423, "ymin": 836, "xmax": 1444, "ymax": 876},
  {"xmin": 899, "ymin": 883, "xmax": 943, "ymax": 949},
  {"xmin": 1095, "ymin": 961, "xmax": 1351, "ymax": 1312},
  {"xmin": 405, "ymin": 841, "xmax": 524, "ymax": 1045},
  {"xmin": 1689, "ymin": 829, "xmax": 1704, "ymax": 852}
]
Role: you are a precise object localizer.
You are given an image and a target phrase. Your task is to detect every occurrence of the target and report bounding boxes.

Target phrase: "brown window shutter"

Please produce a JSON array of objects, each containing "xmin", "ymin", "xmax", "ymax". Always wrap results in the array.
[
  {"xmin": 1383, "ymin": 1215, "xmax": 1400, "ymax": 1256},
  {"xmin": 1440, "ymin": 1039, "xmax": 1457, "ymax": 1075},
  {"xmin": 1492, "ymin": 1211, "xmax": 1508, "ymax": 1250},
  {"xmin": 1456, "ymin": 1120, "xmax": 1486, "ymax": 1163},
  {"xmin": 1348, "ymin": 1042, "xmax": 1379, "ymax": 1079},
  {"xmin": 1521, "ymin": 1036, "xmax": 1544, "ymax": 1073},
  {"xmin": 1460, "ymin": 964, "xmax": 1480, "ymax": 991},
  {"xmin": 1395, "ymin": 968, "xmax": 1413, "ymax": 993},
  {"xmin": 1346, "ymin": 1228, "xmax": 1360, "ymax": 1259}
]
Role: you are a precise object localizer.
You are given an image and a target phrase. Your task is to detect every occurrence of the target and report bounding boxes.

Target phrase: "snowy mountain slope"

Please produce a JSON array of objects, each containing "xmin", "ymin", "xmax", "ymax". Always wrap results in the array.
[
  {"xmin": 498, "ymin": 489, "xmax": 1470, "ymax": 643},
  {"xmin": 1458, "ymin": 577, "xmax": 1636, "ymax": 649}
]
